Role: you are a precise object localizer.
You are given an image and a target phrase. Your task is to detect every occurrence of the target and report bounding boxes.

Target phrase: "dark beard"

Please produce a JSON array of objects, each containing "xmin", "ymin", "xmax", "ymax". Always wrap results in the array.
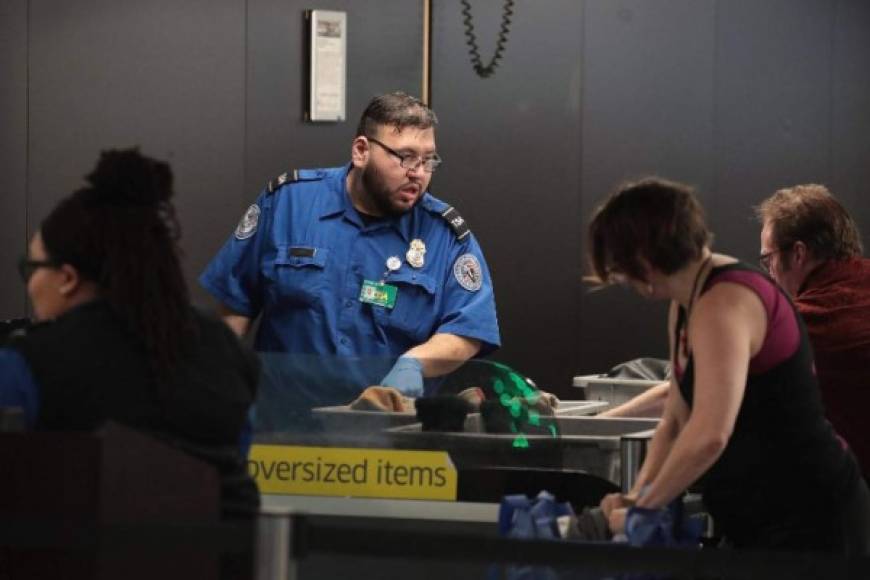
[{"xmin": 361, "ymin": 164, "xmax": 415, "ymax": 217}]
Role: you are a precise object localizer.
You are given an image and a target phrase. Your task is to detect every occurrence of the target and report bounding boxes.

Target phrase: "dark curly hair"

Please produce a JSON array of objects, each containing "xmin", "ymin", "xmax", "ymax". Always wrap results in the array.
[{"xmin": 40, "ymin": 148, "xmax": 194, "ymax": 378}]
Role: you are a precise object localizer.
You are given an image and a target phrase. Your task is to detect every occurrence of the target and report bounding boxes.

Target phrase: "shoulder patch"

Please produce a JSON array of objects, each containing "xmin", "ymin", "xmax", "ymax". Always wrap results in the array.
[
  {"xmin": 266, "ymin": 168, "xmax": 324, "ymax": 194},
  {"xmin": 234, "ymin": 204, "xmax": 260, "ymax": 240},
  {"xmin": 440, "ymin": 206, "xmax": 471, "ymax": 241},
  {"xmin": 453, "ymin": 253, "xmax": 483, "ymax": 292}
]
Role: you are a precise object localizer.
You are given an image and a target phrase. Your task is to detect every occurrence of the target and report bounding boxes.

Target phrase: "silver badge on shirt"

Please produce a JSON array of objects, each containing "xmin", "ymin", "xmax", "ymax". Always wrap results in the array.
[{"xmin": 406, "ymin": 239, "xmax": 426, "ymax": 269}]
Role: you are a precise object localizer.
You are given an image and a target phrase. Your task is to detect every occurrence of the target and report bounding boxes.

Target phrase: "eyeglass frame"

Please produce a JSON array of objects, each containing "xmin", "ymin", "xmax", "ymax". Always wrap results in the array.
[
  {"xmin": 366, "ymin": 136, "xmax": 442, "ymax": 173},
  {"xmin": 17, "ymin": 257, "xmax": 61, "ymax": 283},
  {"xmin": 758, "ymin": 249, "xmax": 781, "ymax": 272}
]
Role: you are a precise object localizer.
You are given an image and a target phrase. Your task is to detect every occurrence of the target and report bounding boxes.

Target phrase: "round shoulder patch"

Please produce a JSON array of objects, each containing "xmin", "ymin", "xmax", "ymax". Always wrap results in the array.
[
  {"xmin": 234, "ymin": 204, "xmax": 260, "ymax": 240},
  {"xmin": 453, "ymin": 253, "xmax": 483, "ymax": 292}
]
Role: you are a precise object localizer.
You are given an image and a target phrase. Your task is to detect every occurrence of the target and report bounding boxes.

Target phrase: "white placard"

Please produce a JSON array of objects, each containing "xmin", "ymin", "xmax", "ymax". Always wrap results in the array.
[{"xmin": 308, "ymin": 10, "xmax": 346, "ymax": 122}]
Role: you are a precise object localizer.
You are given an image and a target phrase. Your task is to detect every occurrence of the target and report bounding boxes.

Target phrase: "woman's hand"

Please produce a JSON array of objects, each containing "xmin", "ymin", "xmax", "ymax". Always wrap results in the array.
[
  {"xmin": 608, "ymin": 507, "xmax": 628, "ymax": 535},
  {"xmin": 599, "ymin": 492, "xmax": 636, "ymax": 518}
]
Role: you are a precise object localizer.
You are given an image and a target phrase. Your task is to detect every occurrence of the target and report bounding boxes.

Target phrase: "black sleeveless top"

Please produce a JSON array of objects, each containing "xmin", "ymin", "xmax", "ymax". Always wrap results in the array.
[
  {"xmin": 7, "ymin": 300, "xmax": 261, "ymax": 517},
  {"xmin": 675, "ymin": 263, "xmax": 859, "ymax": 547}
]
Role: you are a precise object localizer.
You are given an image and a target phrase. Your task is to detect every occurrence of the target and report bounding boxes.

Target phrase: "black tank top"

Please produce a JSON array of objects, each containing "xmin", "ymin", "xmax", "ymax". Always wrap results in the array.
[{"xmin": 675, "ymin": 263, "xmax": 859, "ymax": 545}]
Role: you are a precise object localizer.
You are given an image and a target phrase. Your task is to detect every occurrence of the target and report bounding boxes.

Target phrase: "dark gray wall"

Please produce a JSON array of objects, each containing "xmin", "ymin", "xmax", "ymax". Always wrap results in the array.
[
  {"xmin": 577, "ymin": 0, "xmax": 716, "ymax": 382},
  {"xmin": 712, "ymin": 0, "xmax": 832, "ymax": 259},
  {"xmin": 831, "ymin": 0, "xmax": 870, "ymax": 232},
  {"xmin": 26, "ymin": 0, "xmax": 247, "ymax": 309},
  {"xmin": 246, "ymin": 0, "xmax": 423, "ymax": 191},
  {"xmin": 431, "ymin": 0, "xmax": 870, "ymax": 394},
  {"xmin": 0, "ymin": 0, "xmax": 28, "ymax": 317},
  {"xmin": 431, "ymin": 0, "xmax": 584, "ymax": 393}
]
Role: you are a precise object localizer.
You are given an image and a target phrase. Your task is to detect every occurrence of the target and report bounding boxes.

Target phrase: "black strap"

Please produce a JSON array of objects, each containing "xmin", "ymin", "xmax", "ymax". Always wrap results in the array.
[
  {"xmin": 266, "ymin": 168, "xmax": 327, "ymax": 193},
  {"xmin": 266, "ymin": 169, "xmax": 301, "ymax": 194},
  {"xmin": 674, "ymin": 305, "xmax": 687, "ymax": 361},
  {"xmin": 440, "ymin": 206, "xmax": 471, "ymax": 241}
]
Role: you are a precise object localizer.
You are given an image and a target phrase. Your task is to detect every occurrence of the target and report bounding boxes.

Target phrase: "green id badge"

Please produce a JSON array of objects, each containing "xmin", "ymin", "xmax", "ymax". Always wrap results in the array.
[{"xmin": 359, "ymin": 279, "xmax": 397, "ymax": 309}]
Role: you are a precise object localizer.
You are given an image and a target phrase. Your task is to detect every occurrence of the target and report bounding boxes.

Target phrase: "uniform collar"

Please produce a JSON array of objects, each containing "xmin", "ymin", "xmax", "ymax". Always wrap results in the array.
[{"xmin": 317, "ymin": 164, "xmax": 353, "ymax": 219}]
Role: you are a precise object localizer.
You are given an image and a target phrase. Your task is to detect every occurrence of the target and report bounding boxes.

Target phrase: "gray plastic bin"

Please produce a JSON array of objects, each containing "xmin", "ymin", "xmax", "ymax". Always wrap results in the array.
[
  {"xmin": 311, "ymin": 405, "xmax": 419, "ymax": 433},
  {"xmin": 312, "ymin": 399, "xmax": 608, "ymax": 434},
  {"xmin": 573, "ymin": 375, "xmax": 662, "ymax": 410},
  {"xmin": 388, "ymin": 415, "xmax": 657, "ymax": 486}
]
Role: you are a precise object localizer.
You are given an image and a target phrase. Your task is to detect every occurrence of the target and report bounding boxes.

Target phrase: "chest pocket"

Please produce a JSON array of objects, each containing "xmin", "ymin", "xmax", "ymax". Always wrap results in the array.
[
  {"xmin": 372, "ymin": 270, "xmax": 438, "ymax": 343},
  {"xmin": 271, "ymin": 245, "xmax": 329, "ymax": 306}
]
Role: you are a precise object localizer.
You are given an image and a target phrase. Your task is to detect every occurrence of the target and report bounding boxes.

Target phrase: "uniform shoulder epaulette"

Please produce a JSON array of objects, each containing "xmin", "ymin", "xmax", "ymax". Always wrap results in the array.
[
  {"xmin": 265, "ymin": 169, "xmax": 324, "ymax": 194},
  {"xmin": 439, "ymin": 205, "xmax": 471, "ymax": 241}
]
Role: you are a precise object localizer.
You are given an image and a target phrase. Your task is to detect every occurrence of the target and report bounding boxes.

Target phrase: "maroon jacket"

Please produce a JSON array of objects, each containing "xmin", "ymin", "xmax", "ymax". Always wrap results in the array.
[{"xmin": 796, "ymin": 258, "xmax": 870, "ymax": 480}]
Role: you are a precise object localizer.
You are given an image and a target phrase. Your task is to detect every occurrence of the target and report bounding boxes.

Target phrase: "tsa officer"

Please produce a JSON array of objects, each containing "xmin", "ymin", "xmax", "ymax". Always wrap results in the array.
[{"xmin": 200, "ymin": 92, "xmax": 500, "ymax": 418}]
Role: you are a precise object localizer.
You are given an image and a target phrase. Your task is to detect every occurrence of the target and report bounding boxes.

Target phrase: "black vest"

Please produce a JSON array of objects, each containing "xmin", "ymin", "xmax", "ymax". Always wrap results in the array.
[{"xmin": 7, "ymin": 301, "xmax": 260, "ymax": 517}]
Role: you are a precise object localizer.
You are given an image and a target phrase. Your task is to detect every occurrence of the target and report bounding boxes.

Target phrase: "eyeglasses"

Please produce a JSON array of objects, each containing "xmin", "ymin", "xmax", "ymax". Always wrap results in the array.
[
  {"xmin": 758, "ymin": 250, "xmax": 780, "ymax": 272},
  {"xmin": 17, "ymin": 257, "xmax": 60, "ymax": 282},
  {"xmin": 367, "ymin": 137, "xmax": 442, "ymax": 173}
]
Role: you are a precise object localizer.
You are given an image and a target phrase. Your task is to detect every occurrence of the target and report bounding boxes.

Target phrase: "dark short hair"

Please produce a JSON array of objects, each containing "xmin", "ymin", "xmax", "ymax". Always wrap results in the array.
[
  {"xmin": 755, "ymin": 184, "xmax": 863, "ymax": 260},
  {"xmin": 355, "ymin": 92, "xmax": 438, "ymax": 137},
  {"xmin": 588, "ymin": 177, "xmax": 712, "ymax": 283}
]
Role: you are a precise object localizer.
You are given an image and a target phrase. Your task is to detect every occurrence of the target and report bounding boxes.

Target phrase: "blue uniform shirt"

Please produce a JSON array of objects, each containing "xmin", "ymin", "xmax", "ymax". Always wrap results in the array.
[{"xmin": 200, "ymin": 165, "xmax": 500, "ymax": 417}]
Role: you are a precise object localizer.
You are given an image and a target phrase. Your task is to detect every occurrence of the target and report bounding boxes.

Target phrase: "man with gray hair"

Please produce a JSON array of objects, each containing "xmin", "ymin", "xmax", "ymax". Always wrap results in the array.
[
  {"xmin": 200, "ymin": 92, "xmax": 500, "ymax": 424},
  {"xmin": 757, "ymin": 184, "xmax": 870, "ymax": 481}
]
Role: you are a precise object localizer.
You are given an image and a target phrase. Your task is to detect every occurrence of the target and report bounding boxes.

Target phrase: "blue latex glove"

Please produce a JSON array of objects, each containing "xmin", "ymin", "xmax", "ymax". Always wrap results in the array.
[
  {"xmin": 625, "ymin": 501, "xmax": 704, "ymax": 548},
  {"xmin": 380, "ymin": 356, "xmax": 424, "ymax": 397},
  {"xmin": 625, "ymin": 506, "xmax": 670, "ymax": 547}
]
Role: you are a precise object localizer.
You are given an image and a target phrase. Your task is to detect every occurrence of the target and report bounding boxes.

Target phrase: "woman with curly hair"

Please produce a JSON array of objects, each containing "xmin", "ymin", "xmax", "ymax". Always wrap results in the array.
[{"xmin": 1, "ymin": 148, "xmax": 259, "ymax": 517}]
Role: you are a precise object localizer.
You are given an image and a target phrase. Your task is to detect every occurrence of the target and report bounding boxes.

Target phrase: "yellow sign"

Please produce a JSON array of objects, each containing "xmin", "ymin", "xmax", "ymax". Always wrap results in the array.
[{"xmin": 248, "ymin": 445, "xmax": 458, "ymax": 501}]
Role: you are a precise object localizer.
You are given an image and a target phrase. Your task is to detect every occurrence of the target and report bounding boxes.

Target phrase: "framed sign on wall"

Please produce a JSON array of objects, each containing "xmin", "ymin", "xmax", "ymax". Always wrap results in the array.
[{"xmin": 306, "ymin": 9, "xmax": 347, "ymax": 122}]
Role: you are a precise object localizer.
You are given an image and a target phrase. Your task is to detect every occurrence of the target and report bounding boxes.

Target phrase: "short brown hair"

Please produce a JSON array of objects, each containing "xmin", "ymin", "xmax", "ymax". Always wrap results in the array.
[
  {"xmin": 755, "ymin": 184, "xmax": 863, "ymax": 261},
  {"xmin": 588, "ymin": 177, "xmax": 712, "ymax": 283},
  {"xmin": 355, "ymin": 92, "xmax": 438, "ymax": 137}
]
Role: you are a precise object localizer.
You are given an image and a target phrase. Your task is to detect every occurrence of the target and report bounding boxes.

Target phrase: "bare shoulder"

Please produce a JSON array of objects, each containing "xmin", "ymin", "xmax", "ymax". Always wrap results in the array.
[
  {"xmin": 696, "ymin": 280, "xmax": 765, "ymax": 320},
  {"xmin": 692, "ymin": 275, "xmax": 768, "ymax": 354},
  {"xmin": 699, "ymin": 253, "xmax": 763, "ymax": 312},
  {"xmin": 709, "ymin": 252, "xmax": 739, "ymax": 269}
]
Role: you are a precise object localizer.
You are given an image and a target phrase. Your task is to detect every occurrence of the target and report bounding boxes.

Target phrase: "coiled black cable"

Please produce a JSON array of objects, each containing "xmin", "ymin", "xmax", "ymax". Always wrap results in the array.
[{"xmin": 460, "ymin": 0, "xmax": 515, "ymax": 79}]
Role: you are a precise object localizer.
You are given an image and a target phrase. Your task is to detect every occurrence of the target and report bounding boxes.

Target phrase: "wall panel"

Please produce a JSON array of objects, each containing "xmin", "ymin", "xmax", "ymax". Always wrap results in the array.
[
  {"xmin": 714, "ymin": 0, "xmax": 833, "ymax": 259},
  {"xmin": 243, "ymin": 0, "xmax": 424, "ymax": 202},
  {"xmin": 27, "ymin": 0, "xmax": 247, "ymax": 306},
  {"xmin": 432, "ymin": 0, "xmax": 584, "ymax": 391},
  {"xmin": 831, "ymin": 0, "xmax": 870, "ymax": 245},
  {"xmin": 0, "ymin": 0, "xmax": 29, "ymax": 318},
  {"xmin": 579, "ymin": 0, "xmax": 716, "ymax": 372}
]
